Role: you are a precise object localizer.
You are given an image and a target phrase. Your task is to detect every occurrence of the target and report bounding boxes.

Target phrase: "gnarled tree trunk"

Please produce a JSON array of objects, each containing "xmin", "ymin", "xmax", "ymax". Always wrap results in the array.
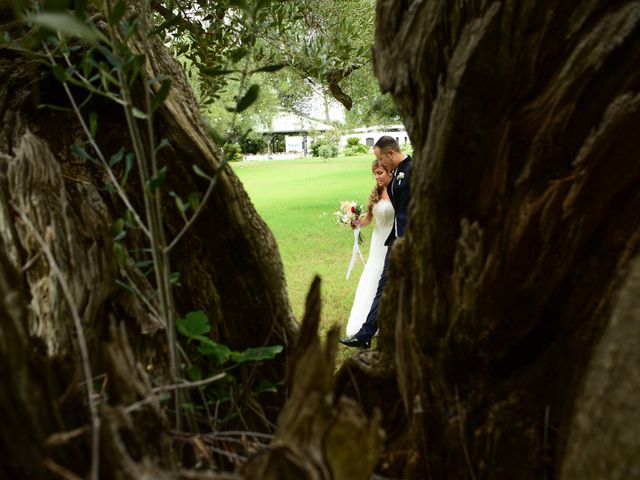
[
  {"xmin": 335, "ymin": 0, "xmax": 640, "ymax": 478},
  {"xmin": 0, "ymin": 3, "xmax": 296, "ymax": 477}
]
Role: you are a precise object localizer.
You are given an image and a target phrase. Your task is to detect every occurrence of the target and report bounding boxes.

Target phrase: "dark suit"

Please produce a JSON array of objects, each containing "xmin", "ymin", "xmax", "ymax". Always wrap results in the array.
[{"xmin": 355, "ymin": 155, "xmax": 412, "ymax": 340}]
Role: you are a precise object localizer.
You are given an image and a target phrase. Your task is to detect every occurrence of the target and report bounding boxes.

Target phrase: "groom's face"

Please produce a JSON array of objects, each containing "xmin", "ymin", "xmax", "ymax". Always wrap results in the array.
[{"xmin": 374, "ymin": 146, "xmax": 394, "ymax": 171}]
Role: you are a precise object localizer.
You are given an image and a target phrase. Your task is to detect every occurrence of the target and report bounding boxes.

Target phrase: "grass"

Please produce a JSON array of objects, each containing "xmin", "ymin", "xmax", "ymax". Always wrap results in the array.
[{"xmin": 232, "ymin": 155, "xmax": 377, "ymax": 358}]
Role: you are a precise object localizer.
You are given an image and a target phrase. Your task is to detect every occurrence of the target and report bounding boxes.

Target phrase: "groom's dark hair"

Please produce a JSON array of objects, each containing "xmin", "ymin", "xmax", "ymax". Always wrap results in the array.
[{"xmin": 374, "ymin": 135, "xmax": 401, "ymax": 153}]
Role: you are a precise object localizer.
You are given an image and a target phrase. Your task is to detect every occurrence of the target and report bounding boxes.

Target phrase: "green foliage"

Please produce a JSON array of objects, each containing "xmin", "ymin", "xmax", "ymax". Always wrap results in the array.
[
  {"xmin": 176, "ymin": 310, "xmax": 284, "ymax": 423},
  {"xmin": 343, "ymin": 137, "xmax": 369, "ymax": 156},
  {"xmin": 239, "ymin": 130, "xmax": 268, "ymax": 154},
  {"xmin": 317, "ymin": 144, "xmax": 337, "ymax": 159},
  {"xmin": 223, "ymin": 142, "xmax": 244, "ymax": 162},
  {"xmin": 343, "ymin": 144, "xmax": 369, "ymax": 156},
  {"xmin": 311, "ymin": 129, "xmax": 341, "ymax": 157}
]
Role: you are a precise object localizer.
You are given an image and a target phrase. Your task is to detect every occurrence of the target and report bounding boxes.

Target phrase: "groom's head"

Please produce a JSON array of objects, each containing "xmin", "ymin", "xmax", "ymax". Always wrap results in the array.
[{"xmin": 374, "ymin": 136, "xmax": 404, "ymax": 171}]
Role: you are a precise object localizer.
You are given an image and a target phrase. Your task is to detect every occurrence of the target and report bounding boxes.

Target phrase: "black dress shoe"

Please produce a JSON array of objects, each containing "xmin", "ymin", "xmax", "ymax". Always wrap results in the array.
[{"xmin": 339, "ymin": 336, "xmax": 371, "ymax": 349}]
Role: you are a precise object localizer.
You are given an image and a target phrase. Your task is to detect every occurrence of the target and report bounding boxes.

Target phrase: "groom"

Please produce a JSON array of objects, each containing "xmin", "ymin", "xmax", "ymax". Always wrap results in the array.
[{"xmin": 340, "ymin": 136, "xmax": 412, "ymax": 349}]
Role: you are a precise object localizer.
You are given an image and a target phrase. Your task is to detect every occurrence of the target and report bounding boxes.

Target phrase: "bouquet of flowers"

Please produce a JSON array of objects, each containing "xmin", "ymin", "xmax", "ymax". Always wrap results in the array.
[
  {"xmin": 335, "ymin": 200, "xmax": 366, "ymax": 279},
  {"xmin": 335, "ymin": 200, "xmax": 365, "ymax": 243}
]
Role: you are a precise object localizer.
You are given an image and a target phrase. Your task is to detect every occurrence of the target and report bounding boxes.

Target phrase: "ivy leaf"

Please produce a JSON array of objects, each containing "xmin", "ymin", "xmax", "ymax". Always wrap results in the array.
[
  {"xmin": 230, "ymin": 345, "xmax": 283, "ymax": 364},
  {"xmin": 177, "ymin": 310, "xmax": 210, "ymax": 339}
]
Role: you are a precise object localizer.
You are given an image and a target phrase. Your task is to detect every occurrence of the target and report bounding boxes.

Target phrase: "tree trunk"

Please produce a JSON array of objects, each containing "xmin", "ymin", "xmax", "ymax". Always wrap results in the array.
[
  {"xmin": 334, "ymin": 0, "xmax": 640, "ymax": 478},
  {"xmin": 0, "ymin": 4, "xmax": 295, "ymax": 477}
]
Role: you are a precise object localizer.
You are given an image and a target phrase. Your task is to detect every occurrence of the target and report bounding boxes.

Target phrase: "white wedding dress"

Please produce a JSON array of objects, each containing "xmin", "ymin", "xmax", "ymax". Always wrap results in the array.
[{"xmin": 345, "ymin": 199, "xmax": 395, "ymax": 337}]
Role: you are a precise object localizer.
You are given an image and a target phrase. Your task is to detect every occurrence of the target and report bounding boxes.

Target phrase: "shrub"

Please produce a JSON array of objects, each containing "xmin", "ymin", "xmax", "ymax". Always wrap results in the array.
[
  {"xmin": 223, "ymin": 143, "xmax": 244, "ymax": 162},
  {"xmin": 342, "ymin": 141, "xmax": 368, "ymax": 156},
  {"xmin": 317, "ymin": 144, "xmax": 338, "ymax": 159},
  {"xmin": 240, "ymin": 131, "xmax": 267, "ymax": 154},
  {"xmin": 346, "ymin": 137, "xmax": 362, "ymax": 147}
]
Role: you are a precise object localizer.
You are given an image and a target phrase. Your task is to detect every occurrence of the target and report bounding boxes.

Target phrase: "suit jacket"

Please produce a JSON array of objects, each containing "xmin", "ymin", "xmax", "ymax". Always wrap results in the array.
[{"xmin": 385, "ymin": 155, "xmax": 412, "ymax": 246}]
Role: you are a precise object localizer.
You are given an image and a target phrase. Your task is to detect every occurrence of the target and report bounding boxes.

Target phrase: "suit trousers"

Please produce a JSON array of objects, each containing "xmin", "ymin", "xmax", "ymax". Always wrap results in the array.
[{"xmin": 356, "ymin": 247, "xmax": 390, "ymax": 340}]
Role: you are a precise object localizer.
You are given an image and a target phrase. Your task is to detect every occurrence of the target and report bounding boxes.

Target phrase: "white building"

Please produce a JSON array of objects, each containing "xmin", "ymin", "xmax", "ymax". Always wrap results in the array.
[{"xmin": 339, "ymin": 124, "xmax": 410, "ymax": 149}]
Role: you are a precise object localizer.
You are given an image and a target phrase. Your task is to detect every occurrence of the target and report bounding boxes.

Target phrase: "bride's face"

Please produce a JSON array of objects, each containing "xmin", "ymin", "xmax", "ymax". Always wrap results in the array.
[{"xmin": 374, "ymin": 167, "xmax": 391, "ymax": 187}]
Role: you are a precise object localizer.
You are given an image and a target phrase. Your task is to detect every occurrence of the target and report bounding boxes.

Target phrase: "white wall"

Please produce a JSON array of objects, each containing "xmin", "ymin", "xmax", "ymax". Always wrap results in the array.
[{"xmin": 339, "ymin": 125, "xmax": 410, "ymax": 149}]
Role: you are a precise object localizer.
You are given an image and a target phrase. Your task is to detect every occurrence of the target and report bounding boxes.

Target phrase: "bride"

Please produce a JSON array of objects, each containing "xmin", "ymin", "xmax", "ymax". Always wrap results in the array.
[{"xmin": 345, "ymin": 159, "xmax": 394, "ymax": 337}]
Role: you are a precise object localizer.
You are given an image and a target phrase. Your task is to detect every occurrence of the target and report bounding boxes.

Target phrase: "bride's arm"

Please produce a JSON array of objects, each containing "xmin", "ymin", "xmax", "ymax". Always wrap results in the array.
[{"xmin": 358, "ymin": 211, "xmax": 373, "ymax": 228}]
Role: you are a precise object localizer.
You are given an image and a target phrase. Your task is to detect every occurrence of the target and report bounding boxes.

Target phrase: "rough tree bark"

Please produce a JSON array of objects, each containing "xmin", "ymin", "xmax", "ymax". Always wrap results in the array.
[
  {"xmin": 335, "ymin": 0, "xmax": 640, "ymax": 478},
  {"xmin": 0, "ymin": 3, "xmax": 297, "ymax": 477}
]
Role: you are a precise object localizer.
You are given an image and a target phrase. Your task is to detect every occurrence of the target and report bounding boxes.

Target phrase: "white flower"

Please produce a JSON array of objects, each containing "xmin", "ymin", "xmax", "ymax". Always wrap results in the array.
[{"xmin": 397, "ymin": 172, "xmax": 405, "ymax": 180}]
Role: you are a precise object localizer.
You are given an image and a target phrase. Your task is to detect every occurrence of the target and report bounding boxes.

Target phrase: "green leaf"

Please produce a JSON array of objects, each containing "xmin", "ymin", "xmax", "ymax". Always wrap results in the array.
[
  {"xmin": 173, "ymin": 193, "xmax": 188, "ymax": 213},
  {"xmin": 155, "ymin": 138, "xmax": 171, "ymax": 153},
  {"xmin": 121, "ymin": 152, "xmax": 135, "ymax": 186},
  {"xmin": 197, "ymin": 339, "xmax": 231, "ymax": 364},
  {"xmin": 111, "ymin": 218, "xmax": 126, "ymax": 241},
  {"xmin": 230, "ymin": 345, "xmax": 283, "ymax": 364},
  {"xmin": 151, "ymin": 79, "xmax": 171, "ymax": 112},
  {"xmin": 70, "ymin": 144, "xmax": 95, "ymax": 162},
  {"xmin": 169, "ymin": 271, "xmax": 181, "ymax": 286},
  {"xmin": 134, "ymin": 259, "xmax": 153, "ymax": 269},
  {"xmin": 187, "ymin": 192, "xmax": 200, "ymax": 211},
  {"xmin": 115, "ymin": 278, "xmax": 136, "ymax": 294},
  {"xmin": 109, "ymin": 148, "xmax": 125, "ymax": 167},
  {"xmin": 132, "ymin": 107, "xmax": 147, "ymax": 119},
  {"xmin": 176, "ymin": 310, "xmax": 210, "ymax": 338},
  {"xmin": 192, "ymin": 164, "xmax": 212, "ymax": 181},
  {"xmin": 113, "ymin": 244, "xmax": 128, "ymax": 268},
  {"xmin": 89, "ymin": 112, "xmax": 98, "ymax": 138},
  {"xmin": 186, "ymin": 365, "xmax": 202, "ymax": 382},
  {"xmin": 151, "ymin": 14, "xmax": 181, "ymax": 35},
  {"xmin": 250, "ymin": 63, "xmax": 286, "ymax": 74},
  {"xmin": 255, "ymin": 379, "xmax": 282, "ymax": 394},
  {"xmin": 108, "ymin": 0, "xmax": 127, "ymax": 25},
  {"xmin": 200, "ymin": 67, "xmax": 238, "ymax": 77},
  {"xmin": 27, "ymin": 12, "xmax": 99, "ymax": 42},
  {"xmin": 52, "ymin": 64, "xmax": 67, "ymax": 82},
  {"xmin": 146, "ymin": 166, "xmax": 167, "ymax": 192},
  {"xmin": 234, "ymin": 84, "xmax": 260, "ymax": 113},
  {"xmin": 229, "ymin": 47, "xmax": 249, "ymax": 63}
]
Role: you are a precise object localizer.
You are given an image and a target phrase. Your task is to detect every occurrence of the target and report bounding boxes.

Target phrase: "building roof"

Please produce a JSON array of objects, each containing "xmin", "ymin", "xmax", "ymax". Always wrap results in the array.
[{"xmin": 256, "ymin": 112, "xmax": 334, "ymax": 134}]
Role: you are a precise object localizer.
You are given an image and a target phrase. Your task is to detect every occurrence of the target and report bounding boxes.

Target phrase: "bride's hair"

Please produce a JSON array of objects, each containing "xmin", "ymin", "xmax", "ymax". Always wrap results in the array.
[{"xmin": 367, "ymin": 159, "xmax": 390, "ymax": 214}]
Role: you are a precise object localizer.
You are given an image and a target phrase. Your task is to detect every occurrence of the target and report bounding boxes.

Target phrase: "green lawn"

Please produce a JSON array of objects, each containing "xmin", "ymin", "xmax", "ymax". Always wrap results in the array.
[{"xmin": 233, "ymin": 155, "xmax": 376, "ymax": 349}]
